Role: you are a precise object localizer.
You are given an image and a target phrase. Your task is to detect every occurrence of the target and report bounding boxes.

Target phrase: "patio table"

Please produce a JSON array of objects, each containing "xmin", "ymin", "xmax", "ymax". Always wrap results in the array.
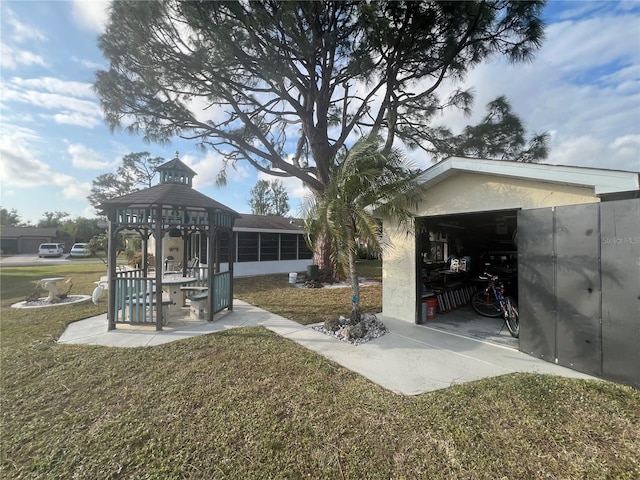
[{"xmin": 161, "ymin": 275, "xmax": 198, "ymax": 307}]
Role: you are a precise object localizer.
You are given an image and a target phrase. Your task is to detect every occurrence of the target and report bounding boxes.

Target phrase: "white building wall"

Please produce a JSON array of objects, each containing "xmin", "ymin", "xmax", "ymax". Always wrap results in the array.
[
  {"xmin": 219, "ymin": 259, "xmax": 312, "ymax": 278},
  {"xmin": 414, "ymin": 173, "xmax": 599, "ymax": 217},
  {"xmin": 382, "ymin": 218, "xmax": 418, "ymax": 324}
]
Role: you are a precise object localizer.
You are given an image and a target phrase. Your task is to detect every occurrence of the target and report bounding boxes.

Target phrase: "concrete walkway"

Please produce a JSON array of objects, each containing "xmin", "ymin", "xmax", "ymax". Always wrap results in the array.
[{"xmin": 58, "ymin": 300, "xmax": 598, "ymax": 395}]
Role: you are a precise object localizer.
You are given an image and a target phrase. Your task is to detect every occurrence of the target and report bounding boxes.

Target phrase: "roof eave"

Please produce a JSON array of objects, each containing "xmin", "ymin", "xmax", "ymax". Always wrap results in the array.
[{"xmin": 418, "ymin": 157, "xmax": 640, "ymax": 196}]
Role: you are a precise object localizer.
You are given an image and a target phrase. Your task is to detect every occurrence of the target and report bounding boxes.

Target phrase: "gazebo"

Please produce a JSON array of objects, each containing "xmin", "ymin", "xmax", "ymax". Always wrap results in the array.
[{"xmin": 98, "ymin": 153, "xmax": 239, "ymax": 330}]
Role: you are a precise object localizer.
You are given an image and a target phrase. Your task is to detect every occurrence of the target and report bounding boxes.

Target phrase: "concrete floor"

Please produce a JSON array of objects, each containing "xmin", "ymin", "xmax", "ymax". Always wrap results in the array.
[{"xmin": 419, "ymin": 305, "xmax": 519, "ymax": 349}]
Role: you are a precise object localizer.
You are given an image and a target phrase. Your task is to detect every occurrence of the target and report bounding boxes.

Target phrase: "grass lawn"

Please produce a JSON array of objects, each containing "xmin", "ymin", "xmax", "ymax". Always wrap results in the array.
[{"xmin": 1, "ymin": 262, "xmax": 639, "ymax": 479}]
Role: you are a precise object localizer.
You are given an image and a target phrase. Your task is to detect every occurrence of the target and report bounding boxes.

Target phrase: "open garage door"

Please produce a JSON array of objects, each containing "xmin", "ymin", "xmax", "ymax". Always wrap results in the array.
[{"xmin": 415, "ymin": 209, "xmax": 519, "ymax": 346}]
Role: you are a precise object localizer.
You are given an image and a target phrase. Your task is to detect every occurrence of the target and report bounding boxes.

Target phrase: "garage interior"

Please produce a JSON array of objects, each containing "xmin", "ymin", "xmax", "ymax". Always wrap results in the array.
[{"xmin": 415, "ymin": 209, "xmax": 519, "ymax": 348}]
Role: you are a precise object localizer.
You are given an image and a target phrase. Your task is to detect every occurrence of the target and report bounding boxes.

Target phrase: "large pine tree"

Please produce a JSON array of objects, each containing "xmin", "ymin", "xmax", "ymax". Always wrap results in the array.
[{"xmin": 95, "ymin": 0, "xmax": 547, "ymax": 276}]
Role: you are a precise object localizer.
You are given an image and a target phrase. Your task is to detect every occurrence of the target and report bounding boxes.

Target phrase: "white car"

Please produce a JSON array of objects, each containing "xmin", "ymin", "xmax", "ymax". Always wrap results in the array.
[
  {"xmin": 38, "ymin": 243, "xmax": 64, "ymax": 258},
  {"xmin": 69, "ymin": 243, "xmax": 91, "ymax": 258}
]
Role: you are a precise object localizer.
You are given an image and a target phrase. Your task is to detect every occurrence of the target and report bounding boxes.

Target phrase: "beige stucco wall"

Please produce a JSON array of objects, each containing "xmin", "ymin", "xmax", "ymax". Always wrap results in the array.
[{"xmin": 382, "ymin": 172, "xmax": 601, "ymax": 323}]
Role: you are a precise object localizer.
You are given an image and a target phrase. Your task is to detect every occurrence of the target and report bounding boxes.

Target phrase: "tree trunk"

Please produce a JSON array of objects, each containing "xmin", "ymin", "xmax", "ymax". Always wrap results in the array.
[
  {"xmin": 348, "ymin": 237, "xmax": 361, "ymax": 325},
  {"xmin": 312, "ymin": 231, "xmax": 335, "ymax": 282}
]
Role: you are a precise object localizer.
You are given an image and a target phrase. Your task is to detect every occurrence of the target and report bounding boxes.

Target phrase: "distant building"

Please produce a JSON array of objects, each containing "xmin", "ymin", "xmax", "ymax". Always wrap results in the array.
[
  {"xmin": 0, "ymin": 226, "xmax": 68, "ymax": 254},
  {"xmin": 185, "ymin": 214, "xmax": 314, "ymax": 277},
  {"xmin": 230, "ymin": 214, "xmax": 313, "ymax": 277}
]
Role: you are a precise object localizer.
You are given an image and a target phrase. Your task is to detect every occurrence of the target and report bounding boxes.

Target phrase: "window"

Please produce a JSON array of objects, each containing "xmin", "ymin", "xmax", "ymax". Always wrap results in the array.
[
  {"xmin": 260, "ymin": 233, "xmax": 279, "ymax": 261},
  {"xmin": 298, "ymin": 235, "xmax": 313, "ymax": 259},
  {"xmin": 280, "ymin": 234, "xmax": 297, "ymax": 260},
  {"xmin": 237, "ymin": 232, "xmax": 258, "ymax": 262},
  {"xmin": 218, "ymin": 232, "xmax": 230, "ymax": 263}
]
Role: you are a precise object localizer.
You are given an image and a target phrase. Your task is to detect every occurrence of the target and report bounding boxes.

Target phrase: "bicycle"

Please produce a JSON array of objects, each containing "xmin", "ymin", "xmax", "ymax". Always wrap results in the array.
[{"xmin": 471, "ymin": 272, "xmax": 519, "ymax": 338}]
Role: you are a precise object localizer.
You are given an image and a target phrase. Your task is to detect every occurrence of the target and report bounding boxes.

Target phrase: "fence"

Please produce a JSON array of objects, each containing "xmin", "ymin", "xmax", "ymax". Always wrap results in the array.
[{"xmin": 112, "ymin": 266, "xmax": 232, "ymax": 325}]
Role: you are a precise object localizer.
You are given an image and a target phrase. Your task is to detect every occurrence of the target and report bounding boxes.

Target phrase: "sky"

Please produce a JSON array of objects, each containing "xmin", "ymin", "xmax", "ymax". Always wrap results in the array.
[{"xmin": 1, "ymin": 0, "xmax": 639, "ymax": 225}]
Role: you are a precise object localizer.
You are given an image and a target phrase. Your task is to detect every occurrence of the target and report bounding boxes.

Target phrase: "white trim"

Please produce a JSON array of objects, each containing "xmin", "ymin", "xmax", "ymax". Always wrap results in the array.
[
  {"xmin": 418, "ymin": 157, "xmax": 640, "ymax": 196},
  {"xmin": 233, "ymin": 227, "xmax": 303, "ymax": 234}
]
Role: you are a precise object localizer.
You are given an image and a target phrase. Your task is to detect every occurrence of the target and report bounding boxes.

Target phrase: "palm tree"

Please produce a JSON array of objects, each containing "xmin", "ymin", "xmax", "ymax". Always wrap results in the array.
[{"xmin": 302, "ymin": 136, "xmax": 423, "ymax": 323}]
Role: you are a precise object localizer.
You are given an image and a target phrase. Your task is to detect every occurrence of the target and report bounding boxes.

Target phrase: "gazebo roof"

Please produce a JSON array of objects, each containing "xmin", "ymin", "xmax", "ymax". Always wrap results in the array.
[
  {"xmin": 156, "ymin": 157, "xmax": 197, "ymax": 177},
  {"xmin": 98, "ymin": 182, "xmax": 239, "ymax": 215}
]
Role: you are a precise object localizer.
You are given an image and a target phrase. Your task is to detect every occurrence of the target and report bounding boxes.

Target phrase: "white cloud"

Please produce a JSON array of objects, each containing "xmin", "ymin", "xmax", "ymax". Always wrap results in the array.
[
  {"xmin": 72, "ymin": 56, "xmax": 106, "ymax": 71},
  {"xmin": 427, "ymin": 8, "xmax": 640, "ymax": 173},
  {"xmin": 67, "ymin": 144, "xmax": 111, "ymax": 169},
  {"xmin": 189, "ymin": 96, "xmax": 233, "ymax": 126},
  {"xmin": 183, "ymin": 150, "xmax": 252, "ymax": 188},
  {"xmin": 71, "ymin": 0, "xmax": 111, "ymax": 34},
  {"xmin": 2, "ymin": 77, "xmax": 103, "ymax": 127},
  {"xmin": 3, "ymin": 6, "xmax": 46, "ymax": 42},
  {"xmin": 0, "ymin": 130, "xmax": 88, "ymax": 200},
  {"xmin": 542, "ymin": 15, "xmax": 639, "ymax": 73},
  {"xmin": 82, "ymin": 204, "xmax": 99, "ymax": 218},
  {"xmin": 0, "ymin": 7, "xmax": 48, "ymax": 70},
  {"xmin": 548, "ymin": 133, "xmax": 640, "ymax": 172},
  {"xmin": 10, "ymin": 77, "xmax": 95, "ymax": 98},
  {"xmin": 53, "ymin": 111, "xmax": 102, "ymax": 128},
  {"xmin": 0, "ymin": 42, "xmax": 47, "ymax": 70},
  {"xmin": 61, "ymin": 180, "xmax": 92, "ymax": 201},
  {"xmin": 550, "ymin": 2, "xmax": 607, "ymax": 22}
]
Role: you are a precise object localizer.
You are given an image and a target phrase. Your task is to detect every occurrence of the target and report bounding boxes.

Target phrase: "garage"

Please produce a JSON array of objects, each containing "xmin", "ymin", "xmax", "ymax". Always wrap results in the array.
[
  {"xmin": 415, "ymin": 208, "xmax": 520, "ymax": 347},
  {"xmin": 0, "ymin": 227, "xmax": 59, "ymax": 254},
  {"xmin": 382, "ymin": 157, "xmax": 640, "ymax": 387}
]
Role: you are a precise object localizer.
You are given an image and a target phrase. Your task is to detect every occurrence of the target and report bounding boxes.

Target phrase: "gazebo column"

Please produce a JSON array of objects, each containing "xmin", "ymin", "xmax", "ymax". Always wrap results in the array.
[
  {"xmin": 207, "ymin": 225, "xmax": 215, "ymax": 322},
  {"xmin": 181, "ymin": 230, "xmax": 188, "ymax": 276},
  {"xmin": 154, "ymin": 206, "xmax": 164, "ymax": 331},
  {"xmin": 228, "ymin": 227, "xmax": 234, "ymax": 311},
  {"xmin": 107, "ymin": 219, "xmax": 118, "ymax": 330},
  {"xmin": 141, "ymin": 232, "xmax": 149, "ymax": 275}
]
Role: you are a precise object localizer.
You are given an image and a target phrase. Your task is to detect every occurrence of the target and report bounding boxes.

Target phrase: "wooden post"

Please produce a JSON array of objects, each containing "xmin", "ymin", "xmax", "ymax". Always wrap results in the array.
[
  {"xmin": 207, "ymin": 225, "xmax": 215, "ymax": 322},
  {"xmin": 228, "ymin": 226, "xmax": 234, "ymax": 311},
  {"xmin": 107, "ymin": 217, "xmax": 117, "ymax": 330},
  {"xmin": 155, "ymin": 206, "xmax": 164, "ymax": 331}
]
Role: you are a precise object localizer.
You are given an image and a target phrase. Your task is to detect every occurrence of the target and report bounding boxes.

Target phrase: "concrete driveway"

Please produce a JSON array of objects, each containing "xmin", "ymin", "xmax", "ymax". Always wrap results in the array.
[{"xmin": 0, "ymin": 254, "xmax": 106, "ymax": 267}]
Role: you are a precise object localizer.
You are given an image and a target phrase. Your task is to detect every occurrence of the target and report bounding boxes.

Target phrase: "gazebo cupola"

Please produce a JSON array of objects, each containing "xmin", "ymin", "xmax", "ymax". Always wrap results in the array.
[{"xmin": 157, "ymin": 151, "xmax": 196, "ymax": 187}]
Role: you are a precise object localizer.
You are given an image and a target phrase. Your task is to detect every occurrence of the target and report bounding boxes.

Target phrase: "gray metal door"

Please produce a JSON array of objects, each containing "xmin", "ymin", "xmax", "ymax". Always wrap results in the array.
[
  {"xmin": 600, "ymin": 200, "xmax": 640, "ymax": 388},
  {"xmin": 554, "ymin": 204, "xmax": 601, "ymax": 374},
  {"xmin": 518, "ymin": 199, "xmax": 640, "ymax": 388},
  {"xmin": 518, "ymin": 207, "xmax": 556, "ymax": 363}
]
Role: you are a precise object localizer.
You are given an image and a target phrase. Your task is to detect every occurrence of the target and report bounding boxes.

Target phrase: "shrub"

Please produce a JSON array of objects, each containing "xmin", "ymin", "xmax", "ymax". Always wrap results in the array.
[{"xmin": 129, "ymin": 252, "xmax": 155, "ymax": 269}]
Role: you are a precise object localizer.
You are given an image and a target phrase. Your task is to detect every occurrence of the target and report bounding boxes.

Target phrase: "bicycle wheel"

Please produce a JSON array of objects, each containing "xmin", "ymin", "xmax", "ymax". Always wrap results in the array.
[
  {"xmin": 471, "ymin": 290, "xmax": 502, "ymax": 317},
  {"xmin": 504, "ymin": 296, "xmax": 520, "ymax": 338}
]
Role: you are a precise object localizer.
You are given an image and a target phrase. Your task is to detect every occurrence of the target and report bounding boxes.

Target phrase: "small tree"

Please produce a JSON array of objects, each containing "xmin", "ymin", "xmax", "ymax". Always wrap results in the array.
[
  {"xmin": 302, "ymin": 136, "xmax": 422, "ymax": 321},
  {"xmin": 0, "ymin": 207, "xmax": 26, "ymax": 226},
  {"xmin": 37, "ymin": 211, "xmax": 70, "ymax": 228},
  {"xmin": 88, "ymin": 152, "xmax": 165, "ymax": 208},
  {"xmin": 248, "ymin": 179, "xmax": 290, "ymax": 216},
  {"xmin": 88, "ymin": 232, "xmax": 127, "ymax": 265}
]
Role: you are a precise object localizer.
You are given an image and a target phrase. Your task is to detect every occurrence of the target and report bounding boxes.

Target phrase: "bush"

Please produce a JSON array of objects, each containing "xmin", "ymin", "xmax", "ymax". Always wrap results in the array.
[{"xmin": 129, "ymin": 252, "xmax": 155, "ymax": 269}]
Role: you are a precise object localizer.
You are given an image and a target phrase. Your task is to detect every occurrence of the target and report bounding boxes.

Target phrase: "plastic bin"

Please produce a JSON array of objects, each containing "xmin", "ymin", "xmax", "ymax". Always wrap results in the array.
[{"xmin": 426, "ymin": 297, "xmax": 438, "ymax": 321}]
